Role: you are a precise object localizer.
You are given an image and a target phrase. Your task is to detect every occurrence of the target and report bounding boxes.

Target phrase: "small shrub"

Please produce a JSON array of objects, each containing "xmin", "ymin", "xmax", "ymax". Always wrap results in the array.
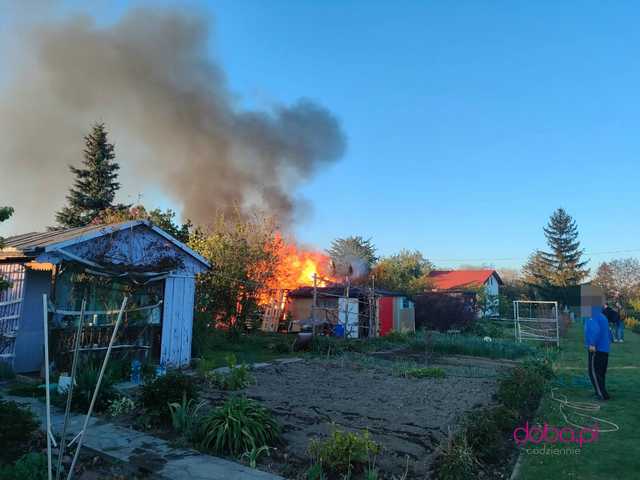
[
  {"xmin": 308, "ymin": 428, "xmax": 380, "ymax": 476},
  {"xmin": 240, "ymin": 445, "xmax": 271, "ymax": 469},
  {"xmin": 168, "ymin": 392, "xmax": 206, "ymax": 437},
  {"xmin": 497, "ymin": 364, "xmax": 545, "ymax": 418},
  {"xmin": 72, "ymin": 362, "xmax": 117, "ymax": 412},
  {"xmin": 5, "ymin": 383, "xmax": 45, "ymax": 398},
  {"xmin": 204, "ymin": 355, "xmax": 254, "ymax": 391},
  {"xmin": 0, "ymin": 453, "xmax": 47, "ymax": 480},
  {"xmin": 0, "ymin": 400, "xmax": 38, "ymax": 464},
  {"xmin": 141, "ymin": 371, "xmax": 198, "ymax": 422},
  {"xmin": 464, "ymin": 406, "xmax": 518, "ymax": 465},
  {"xmin": 435, "ymin": 432, "xmax": 477, "ymax": 480},
  {"xmin": 106, "ymin": 396, "xmax": 136, "ymax": 417},
  {"xmin": 406, "ymin": 367, "xmax": 446, "ymax": 379},
  {"xmin": 198, "ymin": 396, "xmax": 280, "ymax": 456},
  {"xmin": 0, "ymin": 362, "xmax": 15, "ymax": 381},
  {"xmin": 306, "ymin": 463, "xmax": 326, "ymax": 480},
  {"xmin": 624, "ymin": 317, "xmax": 639, "ymax": 330}
]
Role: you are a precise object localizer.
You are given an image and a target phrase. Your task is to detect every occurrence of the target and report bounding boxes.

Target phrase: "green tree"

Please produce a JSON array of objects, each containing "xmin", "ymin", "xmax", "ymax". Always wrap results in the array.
[
  {"xmin": 327, "ymin": 236, "xmax": 377, "ymax": 277},
  {"xmin": 539, "ymin": 208, "xmax": 589, "ymax": 287},
  {"xmin": 372, "ymin": 249, "xmax": 433, "ymax": 294},
  {"xmin": 593, "ymin": 258, "xmax": 640, "ymax": 306},
  {"xmin": 56, "ymin": 123, "xmax": 121, "ymax": 227},
  {"xmin": 0, "ymin": 206, "xmax": 14, "ymax": 291},
  {"xmin": 189, "ymin": 211, "xmax": 281, "ymax": 339}
]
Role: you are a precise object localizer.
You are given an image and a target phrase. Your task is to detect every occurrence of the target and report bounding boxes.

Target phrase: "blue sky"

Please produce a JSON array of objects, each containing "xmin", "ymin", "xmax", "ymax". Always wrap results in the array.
[{"xmin": 5, "ymin": 1, "xmax": 640, "ymax": 269}]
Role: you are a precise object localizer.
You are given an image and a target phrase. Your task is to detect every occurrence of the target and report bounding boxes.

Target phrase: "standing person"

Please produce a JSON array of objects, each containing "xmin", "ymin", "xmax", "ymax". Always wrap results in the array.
[
  {"xmin": 585, "ymin": 306, "xmax": 611, "ymax": 400},
  {"xmin": 613, "ymin": 304, "xmax": 624, "ymax": 343}
]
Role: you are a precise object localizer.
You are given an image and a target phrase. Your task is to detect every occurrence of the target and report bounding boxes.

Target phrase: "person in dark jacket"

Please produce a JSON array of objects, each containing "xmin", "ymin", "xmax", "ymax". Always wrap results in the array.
[
  {"xmin": 603, "ymin": 303, "xmax": 624, "ymax": 342},
  {"xmin": 585, "ymin": 306, "xmax": 611, "ymax": 400}
]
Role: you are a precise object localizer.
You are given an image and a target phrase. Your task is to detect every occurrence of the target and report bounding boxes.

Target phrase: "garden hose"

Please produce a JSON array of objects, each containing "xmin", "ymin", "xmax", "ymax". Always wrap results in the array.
[{"xmin": 550, "ymin": 387, "xmax": 619, "ymax": 433}]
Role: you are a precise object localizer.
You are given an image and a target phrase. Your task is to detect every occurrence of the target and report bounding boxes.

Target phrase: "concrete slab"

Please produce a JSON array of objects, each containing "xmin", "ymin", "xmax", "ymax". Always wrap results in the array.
[{"xmin": 3, "ymin": 394, "xmax": 283, "ymax": 480}]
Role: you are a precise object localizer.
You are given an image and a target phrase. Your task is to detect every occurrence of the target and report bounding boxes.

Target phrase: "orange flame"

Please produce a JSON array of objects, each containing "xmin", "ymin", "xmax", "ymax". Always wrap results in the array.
[{"xmin": 270, "ymin": 233, "xmax": 333, "ymax": 291}]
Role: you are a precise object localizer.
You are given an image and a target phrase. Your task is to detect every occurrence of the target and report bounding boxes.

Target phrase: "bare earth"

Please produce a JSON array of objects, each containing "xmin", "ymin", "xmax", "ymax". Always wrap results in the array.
[{"xmin": 229, "ymin": 356, "xmax": 504, "ymax": 478}]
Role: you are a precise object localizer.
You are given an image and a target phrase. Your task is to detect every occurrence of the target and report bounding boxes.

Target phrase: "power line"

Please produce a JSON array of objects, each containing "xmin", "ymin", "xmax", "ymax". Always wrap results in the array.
[{"xmin": 429, "ymin": 248, "xmax": 640, "ymax": 264}]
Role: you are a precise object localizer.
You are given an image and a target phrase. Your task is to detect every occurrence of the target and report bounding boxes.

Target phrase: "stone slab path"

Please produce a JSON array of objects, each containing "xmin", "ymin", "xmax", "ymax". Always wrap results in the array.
[{"xmin": 3, "ymin": 394, "xmax": 283, "ymax": 480}]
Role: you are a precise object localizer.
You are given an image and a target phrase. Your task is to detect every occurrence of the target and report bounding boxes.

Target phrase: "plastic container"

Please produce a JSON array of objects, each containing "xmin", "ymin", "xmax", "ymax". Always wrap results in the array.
[{"xmin": 130, "ymin": 360, "xmax": 142, "ymax": 384}]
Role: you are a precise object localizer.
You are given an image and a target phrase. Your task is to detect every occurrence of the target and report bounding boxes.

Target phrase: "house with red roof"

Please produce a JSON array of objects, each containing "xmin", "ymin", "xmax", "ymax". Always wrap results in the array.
[{"xmin": 427, "ymin": 269, "xmax": 503, "ymax": 316}]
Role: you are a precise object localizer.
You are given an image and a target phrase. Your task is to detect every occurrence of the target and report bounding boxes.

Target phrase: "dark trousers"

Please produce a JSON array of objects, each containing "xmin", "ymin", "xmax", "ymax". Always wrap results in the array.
[{"xmin": 588, "ymin": 351, "xmax": 609, "ymax": 399}]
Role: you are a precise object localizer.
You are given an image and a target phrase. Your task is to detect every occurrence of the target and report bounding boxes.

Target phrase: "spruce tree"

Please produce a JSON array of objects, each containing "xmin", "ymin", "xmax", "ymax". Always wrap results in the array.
[
  {"xmin": 540, "ymin": 208, "xmax": 589, "ymax": 287},
  {"xmin": 56, "ymin": 123, "xmax": 120, "ymax": 227}
]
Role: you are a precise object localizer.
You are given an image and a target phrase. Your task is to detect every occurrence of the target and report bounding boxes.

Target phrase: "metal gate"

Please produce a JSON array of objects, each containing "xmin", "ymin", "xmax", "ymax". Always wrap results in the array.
[{"xmin": 514, "ymin": 300, "xmax": 559, "ymax": 347}]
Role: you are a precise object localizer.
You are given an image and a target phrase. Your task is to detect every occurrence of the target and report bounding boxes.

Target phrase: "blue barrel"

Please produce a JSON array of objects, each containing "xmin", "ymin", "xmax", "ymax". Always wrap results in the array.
[{"xmin": 333, "ymin": 324, "xmax": 345, "ymax": 337}]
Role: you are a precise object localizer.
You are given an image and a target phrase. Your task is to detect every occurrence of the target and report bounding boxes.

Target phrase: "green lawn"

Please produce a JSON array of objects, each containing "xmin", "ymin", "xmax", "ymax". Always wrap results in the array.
[
  {"xmin": 195, "ymin": 330, "xmax": 299, "ymax": 370},
  {"xmin": 516, "ymin": 322, "xmax": 640, "ymax": 479}
]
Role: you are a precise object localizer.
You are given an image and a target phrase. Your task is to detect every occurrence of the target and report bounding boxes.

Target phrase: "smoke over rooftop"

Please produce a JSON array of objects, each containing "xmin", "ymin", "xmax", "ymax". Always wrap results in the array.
[{"xmin": 0, "ymin": 7, "xmax": 346, "ymax": 232}]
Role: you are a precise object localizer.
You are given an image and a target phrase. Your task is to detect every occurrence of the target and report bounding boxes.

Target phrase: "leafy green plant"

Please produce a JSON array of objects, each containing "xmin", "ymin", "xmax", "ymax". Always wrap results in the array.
[
  {"xmin": 141, "ymin": 371, "xmax": 198, "ymax": 422},
  {"xmin": 204, "ymin": 354, "xmax": 254, "ymax": 390},
  {"xmin": 72, "ymin": 361, "xmax": 117, "ymax": 412},
  {"xmin": 435, "ymin": 432, "xmax": 478, "ymax": 480},
  {"xmin": 0, "ymin": 400, "xmax": 38, "ymax": 464},
  {"xmin": 404, "ymin": 366, "xmax": 446, "ymax": 379},
  {"xmin": 106, "ymin": 396, "xmax": 136, "ymax": 417},
  {"xmin": 5, "ymin": 383, "xmax": 45, "ymax": 398},
  {"xmin": 306, "ymin": 463, "xmax": 326, "ymax": 480},
  {"xmin": 240, "ymin": 445, "xmax": 271, "ymax": 469},
  {"xmin": 198, "ymin": 396, "xmax": 280, "ymax": 456},
  {"xmin": 497, "ymin": 364, "xmax": 546, "ymax": 418},
  {"xmin": 308, "ymin": 427, "xmax": 380, "ymax": 476},
  {"xmin": 0, "ymin": 453, "xmax": 47, "ymax": 480},
  {"xmin": 464, "ymin": 406, "xmax": 519, "ymax": 465},
  {"xmin": 168, "ymin": 392, "xmax": 206, "ymax": 437},
  {"xmin": 0, "ymin": 362, "xmax": 15, "ymax": 381}
]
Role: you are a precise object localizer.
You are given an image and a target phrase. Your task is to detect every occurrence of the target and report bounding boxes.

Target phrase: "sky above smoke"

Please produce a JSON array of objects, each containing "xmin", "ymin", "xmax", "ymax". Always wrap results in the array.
[{"xmin": 0, "ymin": 6, "xmax": 346, "ymax": 234}]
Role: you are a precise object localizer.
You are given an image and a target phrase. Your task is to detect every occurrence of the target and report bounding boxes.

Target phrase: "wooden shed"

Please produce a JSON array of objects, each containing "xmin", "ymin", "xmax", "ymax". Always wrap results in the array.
[{"xmin": 0, "ymin": 220, "xmax": 209, "ymax": 373}]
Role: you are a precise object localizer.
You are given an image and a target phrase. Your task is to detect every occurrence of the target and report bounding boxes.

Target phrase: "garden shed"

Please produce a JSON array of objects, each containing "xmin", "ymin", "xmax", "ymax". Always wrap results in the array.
[{"xmin": 0, "ymin": 220, "xmax": 209, "ymax": 373}]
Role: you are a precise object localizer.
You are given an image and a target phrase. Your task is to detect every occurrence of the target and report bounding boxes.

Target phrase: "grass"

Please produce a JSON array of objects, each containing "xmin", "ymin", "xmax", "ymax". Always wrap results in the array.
[
  {"xmin": 311, "ymin": 330, "xmax": 535, "ymax": 360},
  {"xmin": 195, "ymin": 330, "xmax": 297, "ymax": 369},
  {"xmin": 516, "ymin": 323, "xmax": 640, "ymax": 479}
]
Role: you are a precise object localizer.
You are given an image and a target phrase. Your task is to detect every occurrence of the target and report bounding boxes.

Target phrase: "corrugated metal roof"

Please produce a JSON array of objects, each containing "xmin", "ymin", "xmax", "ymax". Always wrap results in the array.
[{"xmin": 3, "ymin": 222, "xmax": 133, "ymax": 252}]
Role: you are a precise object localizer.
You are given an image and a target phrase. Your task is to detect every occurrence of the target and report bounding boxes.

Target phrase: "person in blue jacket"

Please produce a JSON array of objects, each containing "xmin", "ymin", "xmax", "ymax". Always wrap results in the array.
[{"xmin": 584, "ymin": 306, "xmax": 611, "ymax": 400}]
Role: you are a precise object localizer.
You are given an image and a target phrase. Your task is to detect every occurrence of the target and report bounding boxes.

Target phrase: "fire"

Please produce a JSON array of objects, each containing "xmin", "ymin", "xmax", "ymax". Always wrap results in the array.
[{"xmin": 271, "ymin": 234, "xmax": 332, "ymax": 290}]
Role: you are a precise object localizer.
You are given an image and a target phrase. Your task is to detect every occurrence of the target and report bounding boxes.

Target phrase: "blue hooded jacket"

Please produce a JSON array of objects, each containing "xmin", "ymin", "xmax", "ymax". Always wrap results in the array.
[{"xmin": 584, "ymin": 306, "xmax": 611, "ymax": 353}]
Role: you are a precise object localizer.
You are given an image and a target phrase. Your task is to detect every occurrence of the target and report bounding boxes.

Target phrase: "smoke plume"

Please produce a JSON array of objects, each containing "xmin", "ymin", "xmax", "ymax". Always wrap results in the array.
[{"xmin": 0, "ymin": 7, "xmax": 346, "ymax": 233}]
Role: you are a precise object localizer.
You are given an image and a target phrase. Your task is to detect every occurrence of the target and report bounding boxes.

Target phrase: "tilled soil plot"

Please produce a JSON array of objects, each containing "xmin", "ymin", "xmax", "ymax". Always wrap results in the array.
[{"xmin": 238, "ymin": 357, "xmax": 502, "ymax": 478}]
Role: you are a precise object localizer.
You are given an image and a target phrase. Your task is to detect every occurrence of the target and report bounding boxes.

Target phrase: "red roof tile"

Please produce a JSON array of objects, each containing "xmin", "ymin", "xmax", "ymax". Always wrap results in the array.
[{"xmin": 427, "ymin": 269, "xmax": 502, "ymax": 291}]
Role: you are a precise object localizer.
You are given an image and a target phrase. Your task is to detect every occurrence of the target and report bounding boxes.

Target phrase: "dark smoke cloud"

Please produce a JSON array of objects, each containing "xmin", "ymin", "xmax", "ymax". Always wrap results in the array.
[{"xmin": 0, "ymin": 7, "xmax": 346, "ymax": 233}]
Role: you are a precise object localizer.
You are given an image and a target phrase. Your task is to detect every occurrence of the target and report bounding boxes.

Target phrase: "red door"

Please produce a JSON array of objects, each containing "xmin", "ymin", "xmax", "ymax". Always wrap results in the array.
[{"xmin": 379, "ymin": 297, "xmax": 393, "ymax": 336}]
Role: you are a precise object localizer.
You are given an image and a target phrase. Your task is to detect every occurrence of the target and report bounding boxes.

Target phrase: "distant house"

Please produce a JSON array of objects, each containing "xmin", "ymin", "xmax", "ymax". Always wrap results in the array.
[
  {"xmin": 0, "ymin": 220, "xmax": 209, "ymax": 373},
  {"xmin": 427, "ymin": 269, "xmax": 503, "ymax": 316}
]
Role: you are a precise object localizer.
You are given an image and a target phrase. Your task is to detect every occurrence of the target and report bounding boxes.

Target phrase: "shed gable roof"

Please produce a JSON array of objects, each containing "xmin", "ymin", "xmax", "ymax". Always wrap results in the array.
[
  {"xmin": 428, "ymin": 269, "xmax": 502, "ymax": 291},
  {"xmin": 1, "ymin": 220, "xmax": 209, "ymax": 268}
]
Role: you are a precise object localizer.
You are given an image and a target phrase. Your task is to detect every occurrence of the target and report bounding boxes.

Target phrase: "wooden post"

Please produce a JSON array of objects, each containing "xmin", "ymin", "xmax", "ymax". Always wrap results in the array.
[
  {"xmin": 43, "ymin": 295, "xmax": 53, "ymax": 480},
  {"xmin": 312, "ymin": 273, "xmax": 317, "ymax": 336},
  {"xmin": 344, "ymin": 277, "xmax": 351, "ymax": 338}
]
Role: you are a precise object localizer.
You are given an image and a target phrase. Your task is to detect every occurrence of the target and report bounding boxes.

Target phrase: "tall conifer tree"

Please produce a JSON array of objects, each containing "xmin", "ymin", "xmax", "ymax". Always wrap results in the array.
[
  {"xmin": 540, "ymin": 208, "xmax": 589, "ymax": 287},
  {"xmin": 56, "ymin": 123, "xmax": 120, "ymax": 227}
]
